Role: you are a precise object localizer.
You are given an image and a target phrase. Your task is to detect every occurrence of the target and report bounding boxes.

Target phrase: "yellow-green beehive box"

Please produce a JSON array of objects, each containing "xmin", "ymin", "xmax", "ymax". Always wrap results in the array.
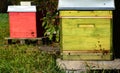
[
  {"xmin": 58, "ymin": 0, "xmax": 115, "ymax": 60},
  {"xmin": 60, "ymin": 11, "xmax": 112, "ymax": 60}
]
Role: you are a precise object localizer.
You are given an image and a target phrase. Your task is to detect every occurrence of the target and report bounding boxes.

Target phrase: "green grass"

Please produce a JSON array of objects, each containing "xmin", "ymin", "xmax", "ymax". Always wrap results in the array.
[
  {"xmin": 0, "ymin": 13, "xmax": 65, "ymax": 73},
  {"xmin": 0, "ymin": 13, "xmax": 9, "ymax": 45},
  {"xmin": 0, "ymin": 45, "xmax": 65, "ymax": 73}
]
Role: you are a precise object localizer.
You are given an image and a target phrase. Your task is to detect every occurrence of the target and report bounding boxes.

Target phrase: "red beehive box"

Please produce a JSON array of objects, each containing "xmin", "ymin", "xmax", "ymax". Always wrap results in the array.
[{"xmin": 7, "ymin": 6, "xmax": 37, "ymax": 38}]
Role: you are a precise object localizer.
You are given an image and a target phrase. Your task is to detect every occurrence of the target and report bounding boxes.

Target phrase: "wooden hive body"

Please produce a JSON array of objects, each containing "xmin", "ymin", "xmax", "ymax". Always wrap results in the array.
[
  {"xmin": 60, "ymin": 11, "xmax": 113, "ymax": 60},
  {"xmin": 8, "ymin": 6, "xmax": 37, "ymax": 38}
]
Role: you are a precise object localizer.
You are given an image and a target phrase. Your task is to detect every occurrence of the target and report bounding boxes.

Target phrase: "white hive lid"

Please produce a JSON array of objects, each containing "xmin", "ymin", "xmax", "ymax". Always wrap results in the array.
[
  {"xmin": 7, "ymin": 6, "xmax": 36, "ymax": 12},
  {"xmin": 58, "ymin": 0, "xmax": 115, "ymax": 10}
]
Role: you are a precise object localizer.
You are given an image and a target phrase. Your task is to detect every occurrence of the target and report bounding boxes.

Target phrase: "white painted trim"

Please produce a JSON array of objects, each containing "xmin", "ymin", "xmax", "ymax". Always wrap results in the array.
[{"xmin": 7, "ymin": 6, "xmax": 36, "ymax": 12}]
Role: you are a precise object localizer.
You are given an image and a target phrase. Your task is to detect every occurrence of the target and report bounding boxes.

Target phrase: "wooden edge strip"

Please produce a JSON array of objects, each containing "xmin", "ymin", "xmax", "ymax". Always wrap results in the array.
[
  {"xmin": 62, "ymin": 50, "xmax": 111, "ymax": 54},
  {"xmin": 4, "ymin": 37, "xmax": 44, "ymax": 40},
  {"xmin": 59, "ymin": 16, "xmax": 112, "ymax": 19}
]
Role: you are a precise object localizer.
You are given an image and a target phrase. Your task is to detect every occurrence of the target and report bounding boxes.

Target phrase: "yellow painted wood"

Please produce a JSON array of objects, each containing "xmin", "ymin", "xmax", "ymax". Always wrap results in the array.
[
  {"xmin": 61, "ymin": 18, "xmax": 111, "ymax": 51},
  {"xmin": 62, "ymin": 36, "xmax": 110, "ymax": 51},
  {"xmin": 60, "ymin": 11, "xmax": 112, "ymax": 17},
  {"xmin": 62, "ymin": 19, "xmax": 110, "ymax": 35},
  {"xmin": 62, "ymin": 53, "xmax": 112, "ymax": 60},
  {"xmin": 62, "ymin": 51, "xmax": 112, "ymax": 60},
  {"xmin": 60, "ymin": 10, "xmax": 112, "ymax": 60}
]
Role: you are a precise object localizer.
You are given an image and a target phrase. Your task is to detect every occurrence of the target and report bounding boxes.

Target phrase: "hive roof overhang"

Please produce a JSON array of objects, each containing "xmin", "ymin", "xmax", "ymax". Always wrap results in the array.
[{"xmin": 58, "ymin": 0, "xmax": 115, "ymax": 10}]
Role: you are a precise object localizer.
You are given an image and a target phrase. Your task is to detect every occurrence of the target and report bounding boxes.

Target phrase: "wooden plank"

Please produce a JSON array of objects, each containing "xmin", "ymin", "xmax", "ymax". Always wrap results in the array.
[
  {"xmin": 4, "ymin": 37, "xmax": 43, "ymax": 45},
  {"xmin": 60, "ymin": 16, "xmax": 112, "ymax": 19},
  {"xmin": 62, "ymin": 50, "xmax": 111, "ymax": 54},
  {"xmin": 62, "ymin": 18, "xmax": 111, "ymax": 29},
  {"xmin": 62, "ymin": 50, "xmax": 112, "ymax": 60},
  {"xmin": 62, "ymin": 54, "xmax": 112, "ymax": 60},
  {"xmin": 60, "ymin": 11, "xmax": 112, "ymax": 17},
  {"xmin": 61, "ymin": 18, "xmax": 111, "ymax": 51},
  {"xmin": 5, "ymin": 37, "xmax": 43, "ymax": 40}
]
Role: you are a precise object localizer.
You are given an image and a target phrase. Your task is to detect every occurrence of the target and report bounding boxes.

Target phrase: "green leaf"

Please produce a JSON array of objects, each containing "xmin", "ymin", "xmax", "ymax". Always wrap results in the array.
[{"xmin": 49, "ymin": 34, "xmax": 53, "ymax": 40}]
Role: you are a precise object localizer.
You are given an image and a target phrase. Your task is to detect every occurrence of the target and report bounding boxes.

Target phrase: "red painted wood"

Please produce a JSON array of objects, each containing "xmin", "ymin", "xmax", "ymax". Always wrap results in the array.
[{"xmin": 9, "ymin": 12, "xmax": 37, "ymax": 38}]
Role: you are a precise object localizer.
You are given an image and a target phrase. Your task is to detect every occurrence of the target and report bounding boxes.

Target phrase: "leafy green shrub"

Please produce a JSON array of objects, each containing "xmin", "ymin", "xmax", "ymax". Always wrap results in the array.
[{"xmin": 40, "ymin": 0, "xmax": 59, "ymax": 42}]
